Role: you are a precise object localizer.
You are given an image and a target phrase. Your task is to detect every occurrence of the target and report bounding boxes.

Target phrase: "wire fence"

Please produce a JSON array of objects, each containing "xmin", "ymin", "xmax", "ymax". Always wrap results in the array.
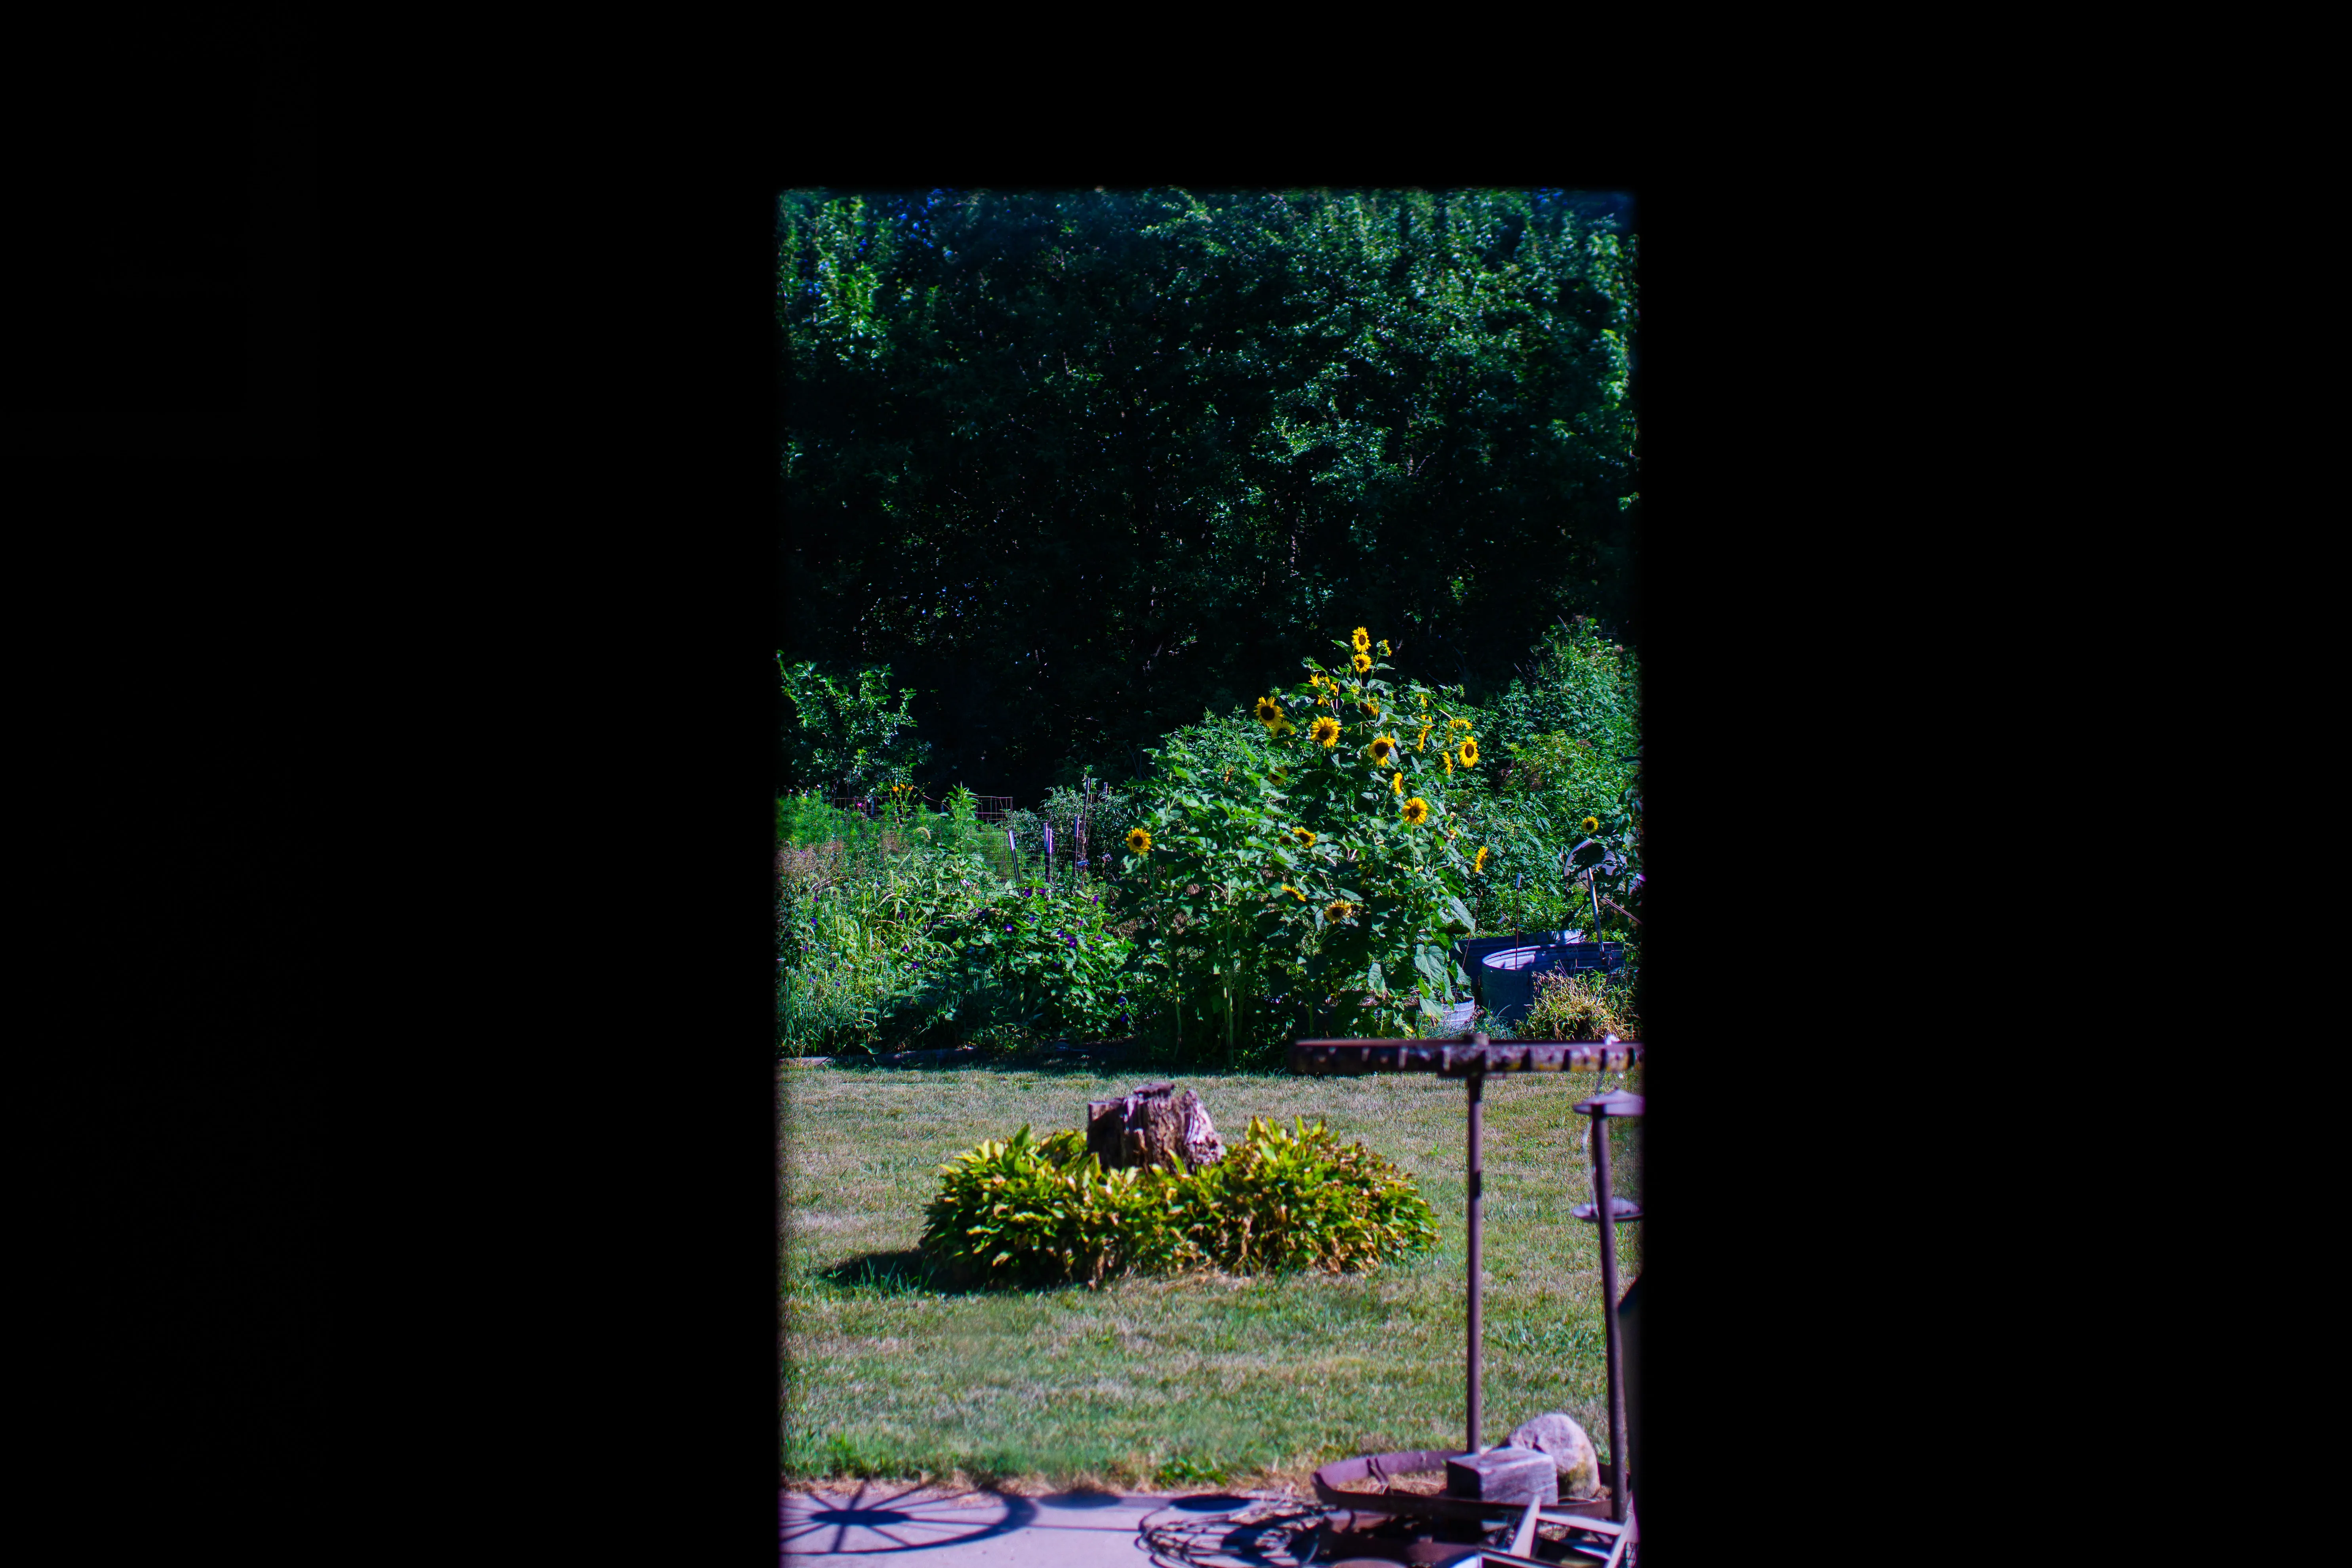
[{"xmin": 821, "ymin": 792, "xmax": 1016, "ymax": 821}]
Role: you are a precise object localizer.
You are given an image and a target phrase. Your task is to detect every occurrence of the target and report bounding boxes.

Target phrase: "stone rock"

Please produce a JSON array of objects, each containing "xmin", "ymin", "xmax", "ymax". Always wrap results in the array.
[{"xmin": 1508, "ymin": 1412, "xmax": 1601, "ymax": 1501}]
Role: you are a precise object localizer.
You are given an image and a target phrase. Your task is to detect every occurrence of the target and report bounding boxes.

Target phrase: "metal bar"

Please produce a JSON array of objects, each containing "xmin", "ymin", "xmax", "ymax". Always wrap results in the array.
[
  {"xmin": 1590, "ymin": 1111, "xmax": 1630, "ymax": 1524},
  {"xmin": 1290, "ymin": 1041, "xmax": 1642, "ymax": 1076},
  {"xmin": 1466, "ymin": 1046, "xmax": 1485, "ymax": 1458}
]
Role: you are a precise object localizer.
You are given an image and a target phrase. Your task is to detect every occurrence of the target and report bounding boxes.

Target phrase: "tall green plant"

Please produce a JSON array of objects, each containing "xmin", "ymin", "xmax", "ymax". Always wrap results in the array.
[{"xmin": 1121, "ymin": 625, "xmax": 1485, "ymax": 1050}]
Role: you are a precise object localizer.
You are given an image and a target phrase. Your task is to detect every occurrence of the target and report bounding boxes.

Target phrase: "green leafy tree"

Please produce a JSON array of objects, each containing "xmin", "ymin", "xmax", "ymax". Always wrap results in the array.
[
  {"xmin": 777, "ymin": 655, "xmax": 930, "ymax": 798},
  {"xmin": 780, "ymin": 188, "xmax": 1638, "ymax": 800}
]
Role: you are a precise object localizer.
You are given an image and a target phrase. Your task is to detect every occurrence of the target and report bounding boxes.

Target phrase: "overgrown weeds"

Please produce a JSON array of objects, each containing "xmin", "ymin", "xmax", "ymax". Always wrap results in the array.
[{"xmin": 1521, "ymin": 968, "xmax": 1638, "ymax": 1041}]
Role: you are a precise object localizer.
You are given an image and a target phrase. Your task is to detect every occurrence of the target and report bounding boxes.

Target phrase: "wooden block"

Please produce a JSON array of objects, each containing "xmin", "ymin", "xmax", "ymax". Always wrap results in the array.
[{"xmin": 1443, "ymin": 1446, "xmax": 1558, "ymax": 1506}]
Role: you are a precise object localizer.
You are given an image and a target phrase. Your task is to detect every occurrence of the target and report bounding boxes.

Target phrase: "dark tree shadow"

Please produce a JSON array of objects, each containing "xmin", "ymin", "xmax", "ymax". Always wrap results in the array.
[{"xmin": 812, "ymin": 1248, "xmax": 1049, "ymax": 1297}]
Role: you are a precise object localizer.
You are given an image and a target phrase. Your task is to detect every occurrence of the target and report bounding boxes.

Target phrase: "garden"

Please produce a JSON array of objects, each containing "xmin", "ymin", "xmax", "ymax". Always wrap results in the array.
[
  {"xmin": 777, "ymin": 619, "xmax": 1644, "ymax": 1066},
  {"xmin": 778, "ymin": 620, "xmax": 1646, "ymax": 1498},
  {"xmin": 775, "ymin": 188, "xmax": 1646, "ymax": 1534}
]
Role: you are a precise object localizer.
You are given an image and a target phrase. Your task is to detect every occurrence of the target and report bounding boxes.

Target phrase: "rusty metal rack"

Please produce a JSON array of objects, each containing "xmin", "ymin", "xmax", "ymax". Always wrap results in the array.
[{"xmin": 1293, "ymin": 1033, "xmax": 1644, "ymax": 1566}]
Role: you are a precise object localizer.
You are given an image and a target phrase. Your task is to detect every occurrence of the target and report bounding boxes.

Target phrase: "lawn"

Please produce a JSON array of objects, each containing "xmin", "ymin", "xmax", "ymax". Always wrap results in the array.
[{"xmin": 778, "ymin": 1059, "xmax": 1644, "ymax": 1493}]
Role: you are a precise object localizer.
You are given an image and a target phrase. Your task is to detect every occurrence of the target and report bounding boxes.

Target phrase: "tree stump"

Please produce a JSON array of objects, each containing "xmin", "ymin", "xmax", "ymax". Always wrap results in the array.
[{"xmin": 1086, "ymin": 1082, "xmax": 1226, "ymax": 1174}]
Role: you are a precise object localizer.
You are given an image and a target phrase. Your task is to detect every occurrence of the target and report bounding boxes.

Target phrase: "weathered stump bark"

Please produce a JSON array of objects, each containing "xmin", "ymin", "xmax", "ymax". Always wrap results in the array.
[{"xmin": 1086, "ymin": 1081, "xmax": 1226, "ymax": 1173}]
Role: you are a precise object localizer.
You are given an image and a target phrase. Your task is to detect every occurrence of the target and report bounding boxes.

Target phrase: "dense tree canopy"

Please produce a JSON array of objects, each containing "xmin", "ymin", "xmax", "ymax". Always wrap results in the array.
[{"xmin": 779, "ymin": 188, "xmax": 1638, "ymax": 802}]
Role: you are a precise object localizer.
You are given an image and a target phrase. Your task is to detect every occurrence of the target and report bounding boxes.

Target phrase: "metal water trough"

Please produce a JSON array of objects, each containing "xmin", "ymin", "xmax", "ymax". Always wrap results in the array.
[
  {"xmin": 1451, "ymin": 931, "xmax": 1581, "ymax": 1010},
  {"xmin": 1293, "ymin": 1035, "xmax": 1644, "ymax": 1562}
]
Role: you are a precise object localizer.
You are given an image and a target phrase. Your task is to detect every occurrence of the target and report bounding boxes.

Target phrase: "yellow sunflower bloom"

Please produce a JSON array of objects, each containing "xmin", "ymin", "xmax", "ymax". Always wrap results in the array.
[
  {"xmin": 1442, "ymin": 750, "xmax": 1453, "ymax": 776},
  {"xmin": 1292, "ymin": 827, "xmax": 1317, "ymax": 847},
  {"xmin": 1362, "ymin": 696, "xmax": 1380, "ymax": 717},
  {"xmin": 1449, "ymin": 716, "xmax": 1470, "ymax": 731},
  {"xmin": 1351, "ymin": 627, "xmax": 1371, "ymax": 653},
  {"xmin": 1391, "ymin": 770, "xmax": 1405, "ymax": 796},
  {"xmin": 1254, "ymin": 695, "xmax": 1284, "ymax": 725},
  {"xmin": 1581, "ymin": 815, "xmax": 1600, "ymax": 834},
  {"xmin": 1474, "ymin": 845, "xmax": 1491, "ymax": 874},
  {"xmin": 1281, "ymin": 884, "xmax": 1307, "ymax": 903},
  {"xmin": 1126, "ymin": 827, "xmax": 1153, "ymax": 855},
  {"xmin": 1416, "ymin": 724, "xmax": 1431, "ymax": 751},
  {"xmin": 1368, "ymin": 734, "xmax": 1398, "ymax": 764},
  {"xmin": 1379, "ymin": 639, "xmax": 1391, "ymax": 657},
  {"xmin": 1352, "ymin": 652, "xmax": 1372, "ymax": 674},
  {"xmin": 1310, "ymin": 715, "xmax": 1342, "ymax": 747},
  {"xmin": 1401, "ymin": 796, "xmax": 1430, "ymax": 826},
  {"xmin": 1325, "ymin": 899, "xmax": 1354, "ymax": 923},
  {"xmin": 1458, "ymin": 737, "xmax": 1479, "ymax": 767}
]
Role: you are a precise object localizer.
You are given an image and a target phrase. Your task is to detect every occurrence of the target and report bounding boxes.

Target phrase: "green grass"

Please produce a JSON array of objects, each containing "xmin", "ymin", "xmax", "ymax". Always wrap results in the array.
[{"xmin": 779, "ymin": 1060, "xmax": 1643, "ymax": 1491}]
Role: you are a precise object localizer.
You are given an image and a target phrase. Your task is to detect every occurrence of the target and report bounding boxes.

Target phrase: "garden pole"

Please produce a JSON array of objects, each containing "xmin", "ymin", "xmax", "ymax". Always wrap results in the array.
[
  {"xmin": 1590, "ymin": 1109, "xmax": 1630, "ymax": 1523},
  {"xmin": 1466, "ymin": 1037, "xmax": 1486, "ymax": 1457}
]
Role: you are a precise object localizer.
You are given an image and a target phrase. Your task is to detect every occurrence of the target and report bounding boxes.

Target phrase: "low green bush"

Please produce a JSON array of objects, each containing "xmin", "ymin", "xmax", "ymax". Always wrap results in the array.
[
  {"xmin": 920, "ymin": 1116, "xmax": 1438, "ymax": 1288},
  {"xmin": 924, "ymin": 880, "xmax": 1138, "ymax": 1042}
]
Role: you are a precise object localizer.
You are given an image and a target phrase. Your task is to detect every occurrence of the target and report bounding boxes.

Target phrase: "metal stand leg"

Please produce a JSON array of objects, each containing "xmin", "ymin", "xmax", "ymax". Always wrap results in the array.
[
  {"xmin": 1466, "ymin": 1054, "xmax": 1485, "ymax": 1457},
  {"xmin": 1590, "ymin": 1109, "xmax": 1630, "ymax": 1524}
]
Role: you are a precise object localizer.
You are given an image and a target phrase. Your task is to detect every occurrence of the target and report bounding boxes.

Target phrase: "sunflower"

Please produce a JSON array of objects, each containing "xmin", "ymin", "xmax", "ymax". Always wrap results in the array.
[
  {"xmin": 1416, "ymin": 724, "xmax": 1431, "ymax": 752},
  {"xmin": 1126, "ymin": 827, "xmax": 1153, "ymax": 855},
  {"xmin": 1274, "ymin": 717, "xmax": 1296, "ymax": 737},
  {"xmin": 1325, "ymin": 899, "xmax": 1354, "ymax": 923},
  {"xmin": 1442, "ymin": 750, "xmax": 1454, "ymax": 776},
  {"xmin": 1379, "ymin": 638, "xmax": 1392, "ymax": 657},
  {"xmin": 1362, "ymin": 696, "xmax": 1381, "ymax": 717},
  {"xmin": 1254, "ymin": 695, "xmax": 1284, "ymax": 725},
  {"xmin": 1282, "ymin": 884, "xmax": 1308, "ymax": 903},
  {"xmin": 1310, "ymin": 715, "xmax": 1341, "ymax": 747},
  {"xmin": 1352, "ymin": 651, "xmax": 1372, "ymax": 674},
  {"xmin": 1391, "ymin": 770, "xmax": 1406, "ymax": 796},
  {"xmin": 1292, "ymin": 827, "xmax": 1317, "ymax": 847},
  {"xmin": 1402, "ymin": 796, "xmax": 1430, "ymax": 826},
  {"xmin": 1351, "ymin": 627, "xmax": 1371, "ymax": 653},
  {"xmin": 1368, "ymin": 734, "xmax": 1398, "ymax": 764},
  {"xmin": 1581, "ymin": 815, "xmax": 1600, "ymax": 834},
  {"xmin": 1474, "ymin": 845, "xmax": 1491, "ymax": 874},
  {"xmin": 1458, "ymin": 737, "xmax": 1479, "ymax": 767}
]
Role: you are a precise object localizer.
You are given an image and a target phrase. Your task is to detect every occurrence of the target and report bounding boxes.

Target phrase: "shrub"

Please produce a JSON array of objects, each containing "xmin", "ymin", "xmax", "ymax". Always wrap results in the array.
[
  {"xmin": 920, "ymin": 1116, "xmax": 1438, "ymax": 1288},
  {"xmin": 922, "ymin": 880, "xmax": 1139, "ymax": 1043}
]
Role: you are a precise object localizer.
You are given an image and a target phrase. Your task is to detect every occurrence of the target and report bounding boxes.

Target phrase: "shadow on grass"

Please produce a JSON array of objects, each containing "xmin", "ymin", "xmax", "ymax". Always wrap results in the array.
[{"xmin": 810, "ymin": 1248, "xmax": 1096, "ymax": 1298}]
